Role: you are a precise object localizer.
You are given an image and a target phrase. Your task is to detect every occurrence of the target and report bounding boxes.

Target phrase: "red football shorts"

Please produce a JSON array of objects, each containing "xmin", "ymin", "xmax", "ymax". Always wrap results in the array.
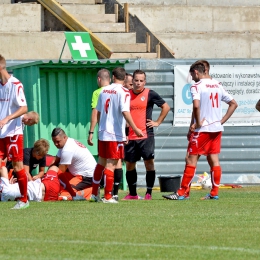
[
  {"xmin": 0, "ymin": 135, "xmax": 23, "ymax": 162},
  {"xmin": 98, "ymin": 140, "xmax": 124, "ymax": 159},
  {"xmin": 187, "ymin": 132, "xmax": 222, "ymax": 156},
  {"xmin": 42, "ymin": 171, "xmax": 61, "ymax": 201}
]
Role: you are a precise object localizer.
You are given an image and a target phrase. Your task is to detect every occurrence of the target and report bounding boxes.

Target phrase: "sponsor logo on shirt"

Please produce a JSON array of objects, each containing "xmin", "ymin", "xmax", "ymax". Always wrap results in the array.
[
  {"xmin": 103, "ymin": 89, "xmax": 117, "ymax": 94},
  {"xmin": 141, "ymin": 96, "xmax": 145, "ymax": 101},
  {"xmin": 74, "ymin": 140, "xmax": 86, "ymax": 148},
  {"xmin": 206, "ymin": 84, "xmax": 219, "ymax": 88}
]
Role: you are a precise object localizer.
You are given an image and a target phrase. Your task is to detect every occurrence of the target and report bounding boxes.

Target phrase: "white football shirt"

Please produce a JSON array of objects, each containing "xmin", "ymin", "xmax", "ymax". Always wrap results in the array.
[
  {"xmin": 0, "ymin": 177, "xmax": 42, "ymax": 202},
  {"xmin": 57, "ymin": 137, "xmax": 97, "ymax": 177},
  {"xmin": 0, "ymin": 76, "xmax": 27, "ymax": 137},
  {"xmin": 190, "ymin": 78, "xmax": 233, "ymax": 132},
  {"xmin": 96, "ymin": 83, "xmax": 130, "ymax": 141}
]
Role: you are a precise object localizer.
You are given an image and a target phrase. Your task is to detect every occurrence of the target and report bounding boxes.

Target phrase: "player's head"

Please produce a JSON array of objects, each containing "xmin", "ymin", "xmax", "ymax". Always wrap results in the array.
[
  {"xmin": 51, "ymin": 128, "xmax": 67, "ymax": 149},
  {"xmin": 189, "ymin": 61, "xmax": 206, "ymax": 82},
  {"xmin": 133, "ymin": 69, "xmax": 146, "ymax": 92},
  {"xmin": 0, "ymin": 54, "xmax": 6, "ymax": 70},
  {"xmin": 133, "ymin": 69, "xmax": 146, "ymax": 80},
  {"xmin": 124, "ymin": 73, "xmax": 133, "ymax": 90},
  {"xmin": 196, "ymin": 60, "xmax": 210, "ymax": 75},
  {"xmin": 32, "ymin": 139, "xmax": 50, "ymax": 160},
  {"xmin": 112, "ymin": 67, "xmax": 126, "ymax": 82},
  {"xmin": 22, "ymin": 111, "xmax": 39, "ymax": 126},
  {"xmin": 97, "ymin": 69, "xmax": 111, "ymax": 87}
]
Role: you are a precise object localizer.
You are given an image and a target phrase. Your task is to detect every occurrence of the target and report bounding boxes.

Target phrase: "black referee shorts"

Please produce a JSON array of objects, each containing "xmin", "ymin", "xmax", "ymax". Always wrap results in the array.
[{"xmin": 124, "ymin": 136, "xmax": 155, "ymax": 162}]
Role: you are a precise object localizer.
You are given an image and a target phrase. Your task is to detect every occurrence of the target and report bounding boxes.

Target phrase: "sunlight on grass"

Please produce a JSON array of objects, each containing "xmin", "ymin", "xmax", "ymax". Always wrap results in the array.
[{"xmin": 0, "ymin": 187, "xmax": 260, "ymax": 259}]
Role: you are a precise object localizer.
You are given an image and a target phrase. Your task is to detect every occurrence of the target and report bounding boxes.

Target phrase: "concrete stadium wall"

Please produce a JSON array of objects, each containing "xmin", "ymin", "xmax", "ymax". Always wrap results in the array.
[
  {"xmin": 127, "ymin": 6, "xmax": 260, "ymax": 34},
  {"xmin": 0, "ymin": 32, "xmax": 71, "ymax": 60},
  {"xmin": 158, "ymin": 32, "xmax": 260, "ymax": 59},
  {"xmin": 118, "ymin": 0, "xmax": 260, "ymax": 6},
  {"xmin": 119, "ymin": 4, "xmax": 260, "ymax": 59},
  {"xmin": 0, "ymin": 4, "xmax": 43, "ymax": 32}
]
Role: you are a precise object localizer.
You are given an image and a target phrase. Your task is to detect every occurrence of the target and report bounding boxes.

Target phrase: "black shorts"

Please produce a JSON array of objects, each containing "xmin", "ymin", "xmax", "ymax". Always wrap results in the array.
[
  {"xmin": 124, "ymin": 136, "xmax": 155, "ymax": 162},
  {"xmin": 71, "ymin": 176, "xmax": 92, "ymax": 191}
]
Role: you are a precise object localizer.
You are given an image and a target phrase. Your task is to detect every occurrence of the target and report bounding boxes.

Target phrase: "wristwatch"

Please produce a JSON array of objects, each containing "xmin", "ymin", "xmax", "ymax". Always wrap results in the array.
[{"xmin": 88, "ymin": 131, "xmax": 94, "ymax": 135}]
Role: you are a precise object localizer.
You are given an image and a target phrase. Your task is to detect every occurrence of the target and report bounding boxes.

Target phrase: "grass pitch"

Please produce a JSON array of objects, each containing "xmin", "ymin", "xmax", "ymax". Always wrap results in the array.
[{"xmin": 0, "ymin": 187, "xmax": 260, "ymax": 260}]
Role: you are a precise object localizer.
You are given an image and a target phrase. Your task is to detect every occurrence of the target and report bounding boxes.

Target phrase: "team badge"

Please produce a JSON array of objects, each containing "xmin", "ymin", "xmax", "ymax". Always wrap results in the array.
[{"xmin": 141, "ymin": 96, "xmax": 145, "ymax": 101}]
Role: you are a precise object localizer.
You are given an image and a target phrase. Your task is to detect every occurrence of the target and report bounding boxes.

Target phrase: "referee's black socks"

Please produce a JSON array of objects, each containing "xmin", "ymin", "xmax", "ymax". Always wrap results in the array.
[
  {"xmin": 113, "ymin": 168, "xmax": 123, "ymax": 196},
  {"xmin": 126, "ymin": 168, "xmax": 138, "ymax": 196},
  {"xmin": 146, "ymin": 170, "xmax": 156, "ymax": 195}
]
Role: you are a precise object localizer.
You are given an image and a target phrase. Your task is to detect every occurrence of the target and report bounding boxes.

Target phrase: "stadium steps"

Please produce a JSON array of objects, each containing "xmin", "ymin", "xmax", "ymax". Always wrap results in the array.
[
  {"xmin": 117, "ymin": 0, "xmax": 260, "ymax": 59},
  {"xmin": 0, "ymin": 0, "xmax": 159, "ymax": 59}
]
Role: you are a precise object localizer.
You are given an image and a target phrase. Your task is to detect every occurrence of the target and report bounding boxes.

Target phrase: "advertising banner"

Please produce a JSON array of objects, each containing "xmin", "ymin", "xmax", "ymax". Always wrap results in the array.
[{"xmin": 174, "ymin": 65, "xmax": 260, "ymax": 127}]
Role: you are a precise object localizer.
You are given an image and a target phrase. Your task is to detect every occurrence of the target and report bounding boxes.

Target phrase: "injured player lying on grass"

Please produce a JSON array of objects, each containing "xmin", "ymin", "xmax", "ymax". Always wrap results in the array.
[{"xmin": 0, "ymin": 165, "xmax": 91, "ymax": 202}]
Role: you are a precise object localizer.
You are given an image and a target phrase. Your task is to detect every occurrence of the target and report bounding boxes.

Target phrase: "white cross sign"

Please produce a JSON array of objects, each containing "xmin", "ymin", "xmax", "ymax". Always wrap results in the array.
[
  {"xmin": 64, "ymin": 32, "xmax": 98, "ymax": 61},
  {"xmin": 71, "ymin": 36, "xmax": 91, "ymax": 57}
]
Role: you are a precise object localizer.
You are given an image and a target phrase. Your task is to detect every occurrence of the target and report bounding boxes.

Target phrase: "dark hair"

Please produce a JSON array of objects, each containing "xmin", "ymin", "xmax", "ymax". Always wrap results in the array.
[
  {"xmin": 51, "ymin": 127, "xmax": 65, "ymax": 137},
  {"xmin": 189, "ymin": 62, "xmax": 205, "ymax": 74},
  {"xmin": 126, "ymin": 73, "xmax": 133, "ymax": 77},
  {"xmin": 196, "ymin": 60, "xmax": 210, "ymax": 71},
  {"xmin": 112, "ymin": 67, "xmax": 126, "ymax": 81},
  {"xmin": 133, "ymin": 69, "xmax": 146, "ymax": 80}
]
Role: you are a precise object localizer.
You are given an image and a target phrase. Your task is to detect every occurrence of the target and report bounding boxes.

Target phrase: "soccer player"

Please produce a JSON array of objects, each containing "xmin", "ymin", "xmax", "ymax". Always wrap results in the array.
[
  {"xmin": 87, "ymin": 69, "xmax": 123, "ymax": 201},
  {"xmin": 123, "ymin": 69, "xmax": 170, "ymax": 200},
  {"xmin": 0, "ymin": 165, "xmax": 61, "ymax": 201},
  {"xmin": 163, "ymin": 60, "xmax": 238, "ymax": 200},
  {"xmin": 0, "ymin": 54, "xmax": 29, "ymax": 209},
  {"xmin": 51, "ymin": 128, "xmax": 97, "ymax": 201},
  {"xmin": 22, "ymin": 111, "xmax": 39, "ymax": 126},
  {"xmin": 124, "ymin": 73, "xmax": 133, "ymax": 90},
  {"xmin": 90, "ymin": 67, "xmax": 143, "ymax": 203}
]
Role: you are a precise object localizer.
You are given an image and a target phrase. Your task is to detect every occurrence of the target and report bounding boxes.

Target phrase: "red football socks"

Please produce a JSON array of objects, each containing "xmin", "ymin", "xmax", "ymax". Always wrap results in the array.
[
  {"xmin": 177, "ymin": 165, "xmax": 196, "ymax": 196},
  {"xmin": 210, "ymin": 166, "xmax": 222, "ymax": 196},
  {"xmin": 104, "ymin": 168, "xmax": 114, "ymax": 200},
  {"xmin": 92, "ymin": 164, "xmax": 105, "ymax": 196},
  {"xmin": 16, "ymin": 168, "xmax": 28, "ymax": 203}
]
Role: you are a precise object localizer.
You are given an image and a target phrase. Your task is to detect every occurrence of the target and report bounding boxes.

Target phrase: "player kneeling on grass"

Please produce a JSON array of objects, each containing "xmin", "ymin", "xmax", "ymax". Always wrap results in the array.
[
  {"xmin": 51, "ymin": 128, "xmax": 96, "ymax": 201},
  {"xmin": 0, "ymin": 165, "xmax": 61, "ymax": 202}
]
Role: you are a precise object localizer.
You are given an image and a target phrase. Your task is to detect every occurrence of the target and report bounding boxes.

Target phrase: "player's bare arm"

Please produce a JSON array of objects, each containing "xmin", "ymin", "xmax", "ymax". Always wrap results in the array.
[
  {"xmin": 146, "ymin": 102, "xmax": 170, "ymax": 128},
  {"xmin": 59, "ymin": 164, "xmax": 68, "ymax": 173},
  {"xmin": 190, "ymin": 99, "xmax": 201, "ymax": 131},
  {"xmin": 221, "ymin": 99, "xmax": 238, "ymax": 125},
  {"xmin": 88, "ymin": 108, "xmax": 98, "ymax": 146},
  {"xmin": 255, "ymin": 100, "xmax": 260, "ymax": 112},
  {"xmin": 32, "ymin": 166, "xmax": 45, "ymax": 180},
  {"xmin": 187, "ymin": 112, "xmax": 195, "ymax": 140},
  {"xmin": 24, "ymin": 164, "xmax": 33, "ymax": 181},
  {"xmin": 0, "ymin": 106, "xmax": 28, "ymax": 128},
  {"xmin": 122, "ymin": 111, "xmax": 144, "ymax": 137}
]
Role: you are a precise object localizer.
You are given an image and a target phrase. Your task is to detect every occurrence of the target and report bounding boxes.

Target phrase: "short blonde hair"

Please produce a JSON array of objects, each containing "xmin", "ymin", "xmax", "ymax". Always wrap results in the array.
[
  {"xmin": 33, "ymin": 139, "xmax": 50, "ymax": 157},
  {"xmin": 27, "ymin": 111, "xmax": 39, "ymax": 125},
  {"xmin": 0, "ymin": 55, "xmax": 6, "ymax": 69}
]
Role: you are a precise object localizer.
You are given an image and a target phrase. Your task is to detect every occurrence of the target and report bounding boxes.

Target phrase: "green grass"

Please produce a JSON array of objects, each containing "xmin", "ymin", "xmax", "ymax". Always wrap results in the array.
[{"xmin": 0, "ymin": 187, "xmax": 260, "ymax": 260}]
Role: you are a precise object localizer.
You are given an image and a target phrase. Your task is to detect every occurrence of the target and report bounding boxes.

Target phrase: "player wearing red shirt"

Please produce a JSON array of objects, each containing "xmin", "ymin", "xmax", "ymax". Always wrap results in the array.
[{"xmin": 123, "ymin": 69, "xmax": 170, "ymax": 200}]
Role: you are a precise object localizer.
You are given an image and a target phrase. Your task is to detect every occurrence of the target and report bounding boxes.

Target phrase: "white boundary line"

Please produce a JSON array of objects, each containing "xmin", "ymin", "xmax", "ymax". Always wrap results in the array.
[{"xmin": 0, "ymin": 238, "xmax": 259, "ymax": 255}]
